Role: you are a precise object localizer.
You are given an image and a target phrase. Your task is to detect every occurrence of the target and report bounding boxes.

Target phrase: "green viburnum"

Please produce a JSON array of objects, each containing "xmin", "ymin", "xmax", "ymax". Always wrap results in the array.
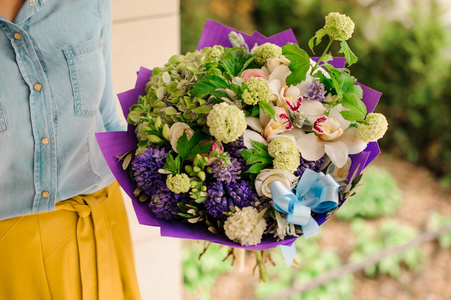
[
  {"xmin": 273, "ymin": 155, "xmax": 300, "ymax": 173},
  {"xmin": 324, "ymin": 12, "xmax": 355, "ymax": 41},
  {"xmin": 206, "ymin": 102, "xmax": 246, "ymax": 143},
  {"xmin": 268, "ymin": 138, "xmax": 299, "ymax": 157},
  {"xmin": 356, "ymin": 113, "xmax": 388, "ymax": 142},
  {"xmin": 268, "ymin": 138, "xmax": 300, "ymax": 173},
  {"xmin": 166, "ymin": 173, "xmax": 191, "ymax": 194},
  {"xmin": 252, "ymin": 42, "xmax": 283, "ymax": 65},
  {"xmin": 241, "ymin": 77, "xmax": 276, "ymax": 105}
]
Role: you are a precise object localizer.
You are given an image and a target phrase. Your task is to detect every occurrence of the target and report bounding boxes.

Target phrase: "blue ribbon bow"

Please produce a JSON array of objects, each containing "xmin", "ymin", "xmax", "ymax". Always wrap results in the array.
[{"xmin": 270, "ymin": 169, "xmax": 340, "ymax": 238}]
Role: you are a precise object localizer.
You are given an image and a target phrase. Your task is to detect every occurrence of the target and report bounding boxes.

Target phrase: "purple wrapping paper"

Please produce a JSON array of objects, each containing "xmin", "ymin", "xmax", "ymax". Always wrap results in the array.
[{"xmin": 96, "ymin": 20, "xmax": 382, "ymax": 250}]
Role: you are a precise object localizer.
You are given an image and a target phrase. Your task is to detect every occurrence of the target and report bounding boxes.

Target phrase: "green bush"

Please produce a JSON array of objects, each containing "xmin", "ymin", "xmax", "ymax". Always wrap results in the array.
[
  {"xmin": 428, "ymin": 211, "xmax": 451, "ymax": 249},
  {"xmin": 255, "ymin": 236, "xmax": 353, "ymax": 300},
  {"xmin": 350, "ymin": 219, "xmax": 425, "ymax": 278},
  {"xmin": 182, "ymin": 242, "xmax": 232, "ymax": 298},
  {"xmin": 337, "ymin": 166, "xmax": 403, "ymax": 221}
]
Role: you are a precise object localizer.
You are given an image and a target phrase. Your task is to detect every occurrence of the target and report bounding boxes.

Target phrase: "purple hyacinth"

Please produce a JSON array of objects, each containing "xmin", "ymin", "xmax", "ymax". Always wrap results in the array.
[
  {"xmin": 205, "ymin": 180, "xmax": 254, "ymax": 219},
  {"xmin": 211, "ymin": 157, "xmax": 241, "ymax": 183},
  {"xmin": 223, "ymin": 135, "xmax": 249, "ymax": 172},
  {"xmin": 304, "ymin": 82, "xmax": 325, "ymax": 102},
  {"xmin": 149, "ymin": 186, "xmax": 189, "ymax": 220},
  {"xmin": 294, "ymin": 155, "xmax": 325, "ymax": 177},
  {"xmin": 131, "ymin": 146, "xmax": 168, "ymax": 196}
]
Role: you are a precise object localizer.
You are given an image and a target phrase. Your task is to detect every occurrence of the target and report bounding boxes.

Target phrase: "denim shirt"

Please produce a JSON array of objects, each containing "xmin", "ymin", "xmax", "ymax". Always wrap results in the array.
[{"xmin": 0, "ymin": 0, "xmax": 125, "ymax": 220}]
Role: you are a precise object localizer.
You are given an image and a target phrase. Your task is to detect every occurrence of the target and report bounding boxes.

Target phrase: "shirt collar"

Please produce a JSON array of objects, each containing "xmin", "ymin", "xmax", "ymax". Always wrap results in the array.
[{"xmin": 12, "ymin": 0, "xmax": 47, "ymax": 25}]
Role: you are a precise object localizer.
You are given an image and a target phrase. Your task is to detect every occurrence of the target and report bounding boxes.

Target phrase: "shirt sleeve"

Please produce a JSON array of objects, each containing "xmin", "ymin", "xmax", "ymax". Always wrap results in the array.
[{"xmin": 98, "ymin": 0, "xmax": 127, "ymax": 132}]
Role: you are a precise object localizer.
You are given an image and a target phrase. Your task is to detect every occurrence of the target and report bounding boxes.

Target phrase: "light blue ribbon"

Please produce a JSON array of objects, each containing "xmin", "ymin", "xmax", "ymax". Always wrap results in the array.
[{"xmin": 270, "ymin": 169, "xmax": 340, "ymax": 239}]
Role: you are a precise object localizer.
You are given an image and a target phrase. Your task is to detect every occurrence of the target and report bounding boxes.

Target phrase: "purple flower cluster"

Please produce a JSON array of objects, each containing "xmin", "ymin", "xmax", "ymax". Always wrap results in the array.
[
  {"xmin": 304, "ymin": 82, "xmax": 326, "ymax": 102},
  {"xmin": 211, "ymin": 157, "xmax": 241, "ymax": 183},
  {"xmin": 294, "ymin": 155, "xmax": 325, "ymax": 177},
  {"xmin": 149, "ymin": 187, "xmax": 190, "ymax": 220},
  {"xmin": 204, "ymin": 180, "xmax": 254, "ymax": 219},
  {"xmin": 224, "ymin": 135, "xmax": 249, "ymax": 172},
  {"xmin": 131, "ymin": 146, "xmax": 168, "ymax": 196}
]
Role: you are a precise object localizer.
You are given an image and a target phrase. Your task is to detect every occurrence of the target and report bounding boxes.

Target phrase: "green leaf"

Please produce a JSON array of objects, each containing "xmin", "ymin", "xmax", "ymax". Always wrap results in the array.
[
  {"xmin": 191, "ymin": 106, "xmax": 212, "ymax": 114},
  {"xmin": 250, "ymin": 105, "xmax": 259, "ymax": 117},
  {"xmin": 191, "ymin": 75, "xmax": 229, "ymax": 98},
  {"xmin": 282, "ymin": 43, "xmax": 310, "ymax": 86},
  {"xmin": 308, "ymin": 28, "xmax": 328, "ymax": 54},
  {"xmin": 164, "ymin": 153, "xmax": 181, "ymax": 174},
  {"xmin": 339, "ymin": 40, "xmax": 358, "ymax": 67},
  {"xmin": 239, "ymin": 140, "xmax": 273, "ymax": 174},
  {"xmin": 258, "ymin": 101, "xmax": 276, "ymax": 120},
  {"xmin": 220, "ymin": 50, "xmax": 254, "ymax": 77},
  {"xmin": 340, "ymin": 93, "xmax": 367, "ymax": 122},
  {"xmin": 177, "ymin": 131, "xmax": 212, "ymax": 160}
]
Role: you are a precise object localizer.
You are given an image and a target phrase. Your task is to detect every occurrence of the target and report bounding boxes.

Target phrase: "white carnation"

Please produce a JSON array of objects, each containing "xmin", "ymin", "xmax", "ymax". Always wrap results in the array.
[{"xmin": 224, "ymin": 207, "xmax": 267, "ymax": 246}]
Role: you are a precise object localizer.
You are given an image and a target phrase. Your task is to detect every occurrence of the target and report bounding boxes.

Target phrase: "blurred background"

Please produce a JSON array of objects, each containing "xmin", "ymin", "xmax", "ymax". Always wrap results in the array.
[{"xmin": 110, "ymin": 0, "xmax": 451, "ymax": 299}]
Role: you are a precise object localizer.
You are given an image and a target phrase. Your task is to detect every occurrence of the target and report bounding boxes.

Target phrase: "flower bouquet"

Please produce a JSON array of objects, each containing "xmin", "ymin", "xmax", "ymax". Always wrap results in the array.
[{"xmin": 96, "ymin": 13, "xmax": 387, "ymax": 278}]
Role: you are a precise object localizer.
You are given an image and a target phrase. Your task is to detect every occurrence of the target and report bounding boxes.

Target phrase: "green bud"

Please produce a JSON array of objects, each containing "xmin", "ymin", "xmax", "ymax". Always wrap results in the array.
[
  {"xmin": 185, "ymin": 165, "xmax": 193, "ymax": 174},
  {"xmin": 193, "ymin": 166, "xmax": 201, "ymax": 173},
  {"xmin": 154, "ymin": 117, "xmax": 162, "ymax": 130},
  {"xmin": 198, "ymin": 171, "xmax": 206, "ymax": 181},
  {"xmin": 206, "ymin": 167, "xmax": 213, "ymax": 174},
  {"xmin": 162, "ymin": 124, "xmax": 170, "ymax": 140},
  {"xmin": 201, "ymin": 186, "xmax": 207, "ymax": 192},
  {"xmin": 147, "ymin": 135, "xmax": 162, "ymax": 143}
]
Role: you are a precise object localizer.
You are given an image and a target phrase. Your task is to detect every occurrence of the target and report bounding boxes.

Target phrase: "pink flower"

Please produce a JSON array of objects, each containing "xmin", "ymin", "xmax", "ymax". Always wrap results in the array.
[
  {"xmin": 203, "ymin": 141, "xmax": 224, "ymax": 166},
  {"xmin": 241, "ymin": 69, "xmax": 268, "ymax": 82}
]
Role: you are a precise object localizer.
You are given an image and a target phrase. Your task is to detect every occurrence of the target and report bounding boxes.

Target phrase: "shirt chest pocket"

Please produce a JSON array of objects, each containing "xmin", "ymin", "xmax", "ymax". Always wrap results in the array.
[{"xmin": 63, "ymin": 38, "xmax": 105, "ymax": 118}]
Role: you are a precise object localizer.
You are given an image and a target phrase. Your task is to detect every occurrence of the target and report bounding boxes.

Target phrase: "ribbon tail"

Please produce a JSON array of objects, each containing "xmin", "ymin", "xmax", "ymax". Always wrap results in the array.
[
  {"xmin": 279, "ymin": 243, "xmax": 297, "ymax": 267},
  {"xmin": 301, "ymin": 216, "xmax": 320, "ymax": 238}
]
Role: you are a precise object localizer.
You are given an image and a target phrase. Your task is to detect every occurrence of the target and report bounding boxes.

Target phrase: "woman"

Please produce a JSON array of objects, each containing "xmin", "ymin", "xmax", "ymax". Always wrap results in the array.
[{"xmin": 0, "ymin": 0, "xmax": 141, "ymax": 299}]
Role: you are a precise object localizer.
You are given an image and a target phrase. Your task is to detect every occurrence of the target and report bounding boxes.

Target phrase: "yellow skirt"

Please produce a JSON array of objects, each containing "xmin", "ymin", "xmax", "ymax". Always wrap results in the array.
[{"xmin": 0, "ymin": 181, "xmax": 141, "ymax": 300}]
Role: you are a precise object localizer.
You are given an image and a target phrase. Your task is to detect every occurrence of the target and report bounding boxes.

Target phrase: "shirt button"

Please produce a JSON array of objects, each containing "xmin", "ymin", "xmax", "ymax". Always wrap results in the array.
[
  {"xmin": 41, "ymin": 137, "xmax": 49, "ymax": 145},
  {"xmin": 33, "ymin": 83, "xmax": 42, "ymax": 91},
  {"xmin": 42, "ymin": 191, "xmax": 49, "ymax": 198},
  {"xmin": 13, "ymin": 32, "xmax": 21, "ymax": 40}
]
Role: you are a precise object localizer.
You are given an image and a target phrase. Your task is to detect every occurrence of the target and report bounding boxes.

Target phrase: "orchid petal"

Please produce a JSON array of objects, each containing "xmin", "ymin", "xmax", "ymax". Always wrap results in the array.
[
  {"xmin": 297, "ymin": 133, "xmax": 325, "ymax": 161},
  {"xmin": 286, "ymin": 86, "xmax": 301, "ymax": 99},
  {"xmin": 329, "ymin": 104, "xmax": 351, "ymax": 130},
  {"xmin": 244, "ymin": 130, "xmax": 267, "ymax": 149},
  {"xmin": 269, "ymin": 64, "xmax": 291, "ymax": 82},
  {"xmin": 302, "ymin": 100, "xmax": 327, "ymax": 122},
  {"xmin": 246, "ymin": 116, "xmax": 264, "ymax": 133},
  {"xmin": 288, "ymin": 128, "xmax": 306, "ymax": 142},
  {"xmin": 337, "ymin": 127, "xmax": 368, "ymax": 154},
  {"xmin": 324, "ymin": 141, "xmax": 349, "ymax": 168}
]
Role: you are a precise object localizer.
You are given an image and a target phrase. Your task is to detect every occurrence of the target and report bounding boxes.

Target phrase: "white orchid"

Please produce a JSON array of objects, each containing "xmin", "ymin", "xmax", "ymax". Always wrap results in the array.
[
  {"xmin": 297, "ymin": 104, "xmax": 368, "ymax": 168},
  {"xmin": 267, "ymin": 64, "xmax": 327, "ymax": 122}
]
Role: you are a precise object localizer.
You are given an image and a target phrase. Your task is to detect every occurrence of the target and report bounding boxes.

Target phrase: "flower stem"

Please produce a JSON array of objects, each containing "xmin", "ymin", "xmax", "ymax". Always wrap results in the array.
[
  {"xmin": 311, "ymin": 37, "xmax": 334, "ymax": 74},
  {"xmin": 255, "ymin": 250, "xmax": 268, "ymax": 282},
  {"xmin": 234, "ymin": 248, "xmax": 246, "ymax": 273}
]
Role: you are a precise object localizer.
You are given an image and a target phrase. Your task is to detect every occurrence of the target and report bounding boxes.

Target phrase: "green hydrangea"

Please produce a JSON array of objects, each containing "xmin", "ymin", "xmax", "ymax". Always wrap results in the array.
[
  {"xmin": 241, "ymin": 77, "xmax": 276, "ymax": 105},
  {"xmin": 166, "ymin": 173, "xmax": 191, "ymax": 194},
  {"xmin": 201, "ymin": 45, "xmax": 225, "ymax": 63},
  {"xmin": 268, "ymin": 138, "xmax": 300, "ymax": 173},
  {"xmin": 356, "ymin": 113, "xmax": 388, "ymax": 142},
  {"xmin": 324, "ymin": 12, "xmax": 355, "ymax": 41},
  {"xmin": 207, "ymin": 102, "xmax": 246, "ymax": 143},
  {"xmin": 252, "ymin": 43, "xmax": 283, "ymax": 65}
]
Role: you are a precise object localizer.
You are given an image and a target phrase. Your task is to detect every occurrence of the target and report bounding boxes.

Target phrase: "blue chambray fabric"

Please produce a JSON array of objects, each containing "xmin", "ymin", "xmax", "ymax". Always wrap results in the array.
[{"xmin": 0, "ymin": 0, "xmax": 126, "ymax": 220}]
